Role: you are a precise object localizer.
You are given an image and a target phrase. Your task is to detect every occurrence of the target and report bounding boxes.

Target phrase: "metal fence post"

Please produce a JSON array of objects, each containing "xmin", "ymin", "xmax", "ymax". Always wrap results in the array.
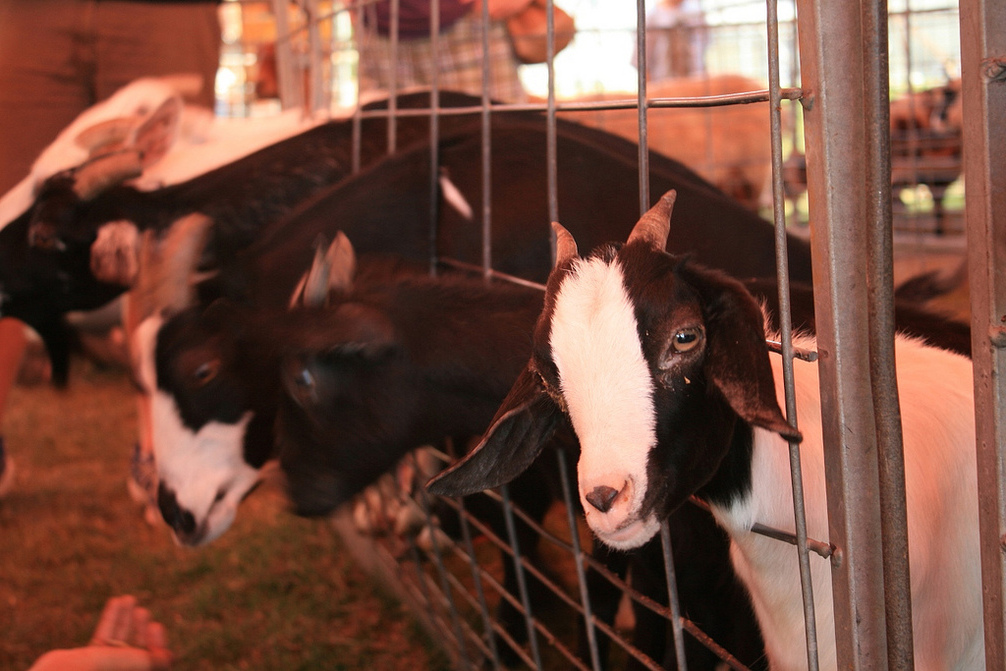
[
  {"xmin": 959, "ymin": 0, "xmax": 1006, "ymax": 667},
  {"xmin": 794, "ymin": 0, "xmax": 891, "ymax": 666}
]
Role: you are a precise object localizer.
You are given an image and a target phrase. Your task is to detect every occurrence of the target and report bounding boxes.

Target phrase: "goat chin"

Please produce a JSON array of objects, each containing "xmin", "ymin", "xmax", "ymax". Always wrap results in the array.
[{"xmin": 586, "ymin": 512, "xmax": 662, "ymax": 551}]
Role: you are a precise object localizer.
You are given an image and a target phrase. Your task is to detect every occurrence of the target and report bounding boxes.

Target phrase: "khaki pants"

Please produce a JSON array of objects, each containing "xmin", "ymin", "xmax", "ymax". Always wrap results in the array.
[{"xmin": 0, "ymin": 0, "xmax": 221, "ymax": 195}]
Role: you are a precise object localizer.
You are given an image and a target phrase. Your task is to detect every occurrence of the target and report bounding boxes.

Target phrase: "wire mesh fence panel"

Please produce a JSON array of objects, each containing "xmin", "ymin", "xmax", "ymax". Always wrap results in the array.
[{"xmin": 221, "ymin": 0, "xmax": 994, "ymax": 669}]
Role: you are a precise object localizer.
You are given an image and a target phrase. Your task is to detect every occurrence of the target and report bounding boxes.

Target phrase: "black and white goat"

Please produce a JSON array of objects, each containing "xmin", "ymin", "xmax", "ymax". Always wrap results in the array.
[
  {"xmin": 0, "ymin": 82, "xmax": 484, "ymax": 381},
  {"xmin": 263, "ymin": 236, "xmax": 768, "ymax": 669},
  {"xmin": 128, "ymin": 110, "xmax": 817, "ymax": 549},
  {"xmin": 429, "ymin": 191, "xmax": 982, "ymax": 669}
]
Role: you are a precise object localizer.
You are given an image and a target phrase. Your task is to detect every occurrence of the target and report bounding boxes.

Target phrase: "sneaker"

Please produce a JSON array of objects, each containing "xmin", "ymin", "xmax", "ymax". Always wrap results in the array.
[
  {"xmin": 127, "ymin": 442, "xmax": 160, "ymax": 525},
  {"xmin": 0, "ymin": 436, "xmax": 14, "ymax": 498}
]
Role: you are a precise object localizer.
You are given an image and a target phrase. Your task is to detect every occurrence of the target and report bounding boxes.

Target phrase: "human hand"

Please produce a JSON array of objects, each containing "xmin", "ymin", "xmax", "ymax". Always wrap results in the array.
[{"xmin": 27, "ymin": 595, "xmax": 171, "ymax": 671}]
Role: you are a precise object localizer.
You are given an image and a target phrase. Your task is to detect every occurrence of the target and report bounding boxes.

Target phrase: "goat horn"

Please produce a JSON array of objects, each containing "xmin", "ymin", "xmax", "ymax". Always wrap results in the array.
[
  {"xmin": 298, "ymin": 238, "xmax": 332, "ymax": 309},
  {"xmin": 627, "ymin": 189, "xmax": 677, "ymax": 250},
  {"xmin": 551, "ymin": 221, "xmax": 578, "ymax": 268},
  {"xmin": 325, "ymin": 231, "xmax": 357, "ymax": 294},
  {"xmin": 296, "ymin": 231, "xmax": 358, "ymax": 309},
  {"xmin": 72, "ymin": 150, "xmax": 144, "ymax": 200}
]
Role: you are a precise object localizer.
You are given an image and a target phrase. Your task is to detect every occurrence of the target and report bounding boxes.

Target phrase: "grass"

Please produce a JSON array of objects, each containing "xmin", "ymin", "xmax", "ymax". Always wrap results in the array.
[{"xmin": 0, "ymin": 357, "xmax": 451, "ymax": 671}]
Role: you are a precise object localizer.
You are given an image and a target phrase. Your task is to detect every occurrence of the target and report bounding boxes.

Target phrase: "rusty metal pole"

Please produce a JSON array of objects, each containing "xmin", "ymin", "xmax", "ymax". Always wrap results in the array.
[
  {"xmin": 959, "ymin": 0, "xmax": 1006, "ymax": 668},
  {"xmin": 861, "ymin": 0, "xmax": 916, "ymax": 667},
  {"xmin": 794, "ymin": 0, "xmax": 890, "ymax": 666}
]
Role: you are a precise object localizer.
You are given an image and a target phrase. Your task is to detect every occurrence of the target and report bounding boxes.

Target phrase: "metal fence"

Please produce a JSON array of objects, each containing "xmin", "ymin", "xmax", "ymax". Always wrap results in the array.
[{"xmin": 239, "ymin": 0, "xmax": 1004, "ymax": 668}]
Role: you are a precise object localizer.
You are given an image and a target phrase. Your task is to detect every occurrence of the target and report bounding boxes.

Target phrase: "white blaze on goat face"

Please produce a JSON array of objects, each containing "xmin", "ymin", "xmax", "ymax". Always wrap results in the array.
[
  {"xmin": 151, "ymin": 392, "xmax": 256, "ymax": 545},
  {"xmin": 550, "ymin": 256, "xmax": 661, "ymax": 549},
  {"xmin": 132, "ymin": 315, "xmax": 259, "ymax": 546}
]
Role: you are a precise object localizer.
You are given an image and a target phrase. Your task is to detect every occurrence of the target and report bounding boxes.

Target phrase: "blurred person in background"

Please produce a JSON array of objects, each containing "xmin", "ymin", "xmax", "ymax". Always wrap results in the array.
[
  {"xmin": 637, "ymin": 0, "xmax": 709, "ymax": 80},
  {"xmin": 355, "ymin": 0, "xmax": 532, "ymax": 103}
]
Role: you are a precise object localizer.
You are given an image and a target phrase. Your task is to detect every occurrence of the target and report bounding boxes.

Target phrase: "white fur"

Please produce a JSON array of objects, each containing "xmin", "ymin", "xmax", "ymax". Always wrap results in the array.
[
  {"xmin": 0, "ymin": 77, "xmax": 323, "ymax": 228},
  {"xmin": 151, "ymin": 390, "xmax": 257, "ymax": 546},
  {"xmin": 714, "ymin": 331, "xmax": 982, "ymax": 670},
  {"xmin": 132, "ymin": 314, "xmax": 261, "ymax": 546},
  {"xmin": 438, "ymin": 173, "xmax": 473, "ymax": 220},
  {"xmin": 553, "ymin": 272, "xmax": 983, "ymax": 670},
  {"xmin": 133, "ymin": 107, "xmax": 324, "ymax": 191},
  {"xmin": 550, "ymin": 256, "xmax": 661, "ymax": 549}
]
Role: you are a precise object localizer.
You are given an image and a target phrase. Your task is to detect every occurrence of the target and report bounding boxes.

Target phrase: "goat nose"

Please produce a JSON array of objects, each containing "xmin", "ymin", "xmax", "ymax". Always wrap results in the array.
[
  {"xmin": 157, "ymin": 482, "xmax": 196, "ymax": 536},
  {"xmin": 585, "ymin": 484, "xmax": 622, "ymax": 513}
]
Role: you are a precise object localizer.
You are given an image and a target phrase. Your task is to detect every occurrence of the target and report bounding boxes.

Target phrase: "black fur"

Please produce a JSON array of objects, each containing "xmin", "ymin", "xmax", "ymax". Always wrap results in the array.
[{"xmin": 1, "ymin": 90, "xmax": 815, "ymax": 381}]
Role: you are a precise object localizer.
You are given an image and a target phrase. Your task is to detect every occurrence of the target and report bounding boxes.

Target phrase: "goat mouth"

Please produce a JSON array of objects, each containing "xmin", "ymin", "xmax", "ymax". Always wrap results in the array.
[
  {"xmin": 173, "ymin": 523, "xmax": 209, "ymax": 547},
  {"xmin": 591, "ymin": 514, "xmax": 661, "ymax": 550}
]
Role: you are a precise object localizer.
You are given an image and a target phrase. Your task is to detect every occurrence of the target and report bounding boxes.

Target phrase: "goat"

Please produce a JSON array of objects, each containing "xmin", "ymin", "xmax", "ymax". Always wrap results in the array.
[
  {"xmin": 429, "ymin": 190, "xmax": 982, "ymax": 669},
  {"xmin": 0, "ymin": 85, "xmax": 484, "ymax": 382},
  {"xmin": 127, "ymin": 107, "xmax": 815, "ymax": 550},
  {"xmin": 268, "ymin": 236, "xmax": 770, "ymax": 669}
]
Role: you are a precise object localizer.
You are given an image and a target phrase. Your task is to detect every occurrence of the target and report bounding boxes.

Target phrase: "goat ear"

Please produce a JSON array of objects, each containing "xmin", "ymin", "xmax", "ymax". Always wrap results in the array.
[
  {"xmin": 72, "ymin": 150, "xmax": 144, "ymax": 200},
  {"xmin": 74, "ymin": 116, "xmax": 142, "ymax": 154},
  {"xmin": 131, "ymin": 94, "xmax": 183, "ymax": 169},
  {"xmin": 427, "ymin": 365, "xmax": 563, "ymax": 497},
  {"xmin": 123, "ymin": 213, "xmax": 212, "ymax": 335},
  {"xmin": 694, "ymin": 267, "xmax": 803, "ymax": 443}
]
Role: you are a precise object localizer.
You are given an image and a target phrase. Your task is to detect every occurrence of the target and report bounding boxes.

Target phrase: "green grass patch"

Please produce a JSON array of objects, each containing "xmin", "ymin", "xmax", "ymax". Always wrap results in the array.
[{"xmin": 1, "ymin": 359, "xmax": 449, "ymax": 670}]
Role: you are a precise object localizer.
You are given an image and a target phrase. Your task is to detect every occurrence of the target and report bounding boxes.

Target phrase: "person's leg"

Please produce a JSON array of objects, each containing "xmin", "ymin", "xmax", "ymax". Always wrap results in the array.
[
  {"xmin": 0, "ymin": 0, "xmax": 95, "ymax": 195},
  {"xmin": 93, "ymin": 1, "xmax": 221, "ymax": 109},
  {"xmin": 0, "ymin": 318, "xmax": 27, "ymax": 495}
]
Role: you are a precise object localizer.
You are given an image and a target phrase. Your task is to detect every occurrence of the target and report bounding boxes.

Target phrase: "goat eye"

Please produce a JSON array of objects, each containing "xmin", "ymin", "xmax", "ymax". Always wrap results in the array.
[
  {"xmin": 293, "ymin": 367, "xmax": 315, "ymax": 392},
  {"xmin": 288, "ymin": 366, "xmax": 318, "ymax": 407},
  {"xmin": 672, "ymin": 327, "xmax": 703, "ymax": 353},
  {"xmin": 192, "ymin": 360, "xmax": 220, "ymax": 386}
]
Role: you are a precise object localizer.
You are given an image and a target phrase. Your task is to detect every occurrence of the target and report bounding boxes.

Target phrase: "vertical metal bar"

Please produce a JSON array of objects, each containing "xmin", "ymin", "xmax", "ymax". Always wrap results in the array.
[
  {"xmin": 545, "ymin": 0, "xmax": 559, "ymax": 239},
  {"xmin": 557, "ymin": 448, "xmax": 602, "ymax": 671},
  {"xmin": 304, "ymin": 0, "xmax": 325, "ymax": 114},
  {"xmin": 456, "ymin": 494, "xmax": 503, "ymax": 670},
  {"xmin": 271, "ymin": 0, "xmax": 300, "ymax": 110},
  {"xmin": 635, "ymin": 0, "xmax": 649, "ymax": 214},
  {"xmin": 794, "ymin": 0, "xmax": 890, "ymax": 667},
  {"xmin": 415, "ymin": 482, "xmax": 472, "ymax": 667},
  {"xmin": 480, "ymin": 0, "xmax": 492, "ymax": 279},
  {"xmin": 765, "ymin": 1, "xmax": 819, "ymax": 668},
  {"xmin": 500, "ymin": 484, "xmax": 542, "ymax": 668},
  {"xmin": 659, "ymin": 521, "xmax": 688, "ymax": 671},
  {"xmin": 387, "ymin": 0, "xmax": 399, "ymax": 152},
  {"xmin": 428, "ymin": 0, "xmax": 440, "ymax": 276},
  {"xmin": 959, "ymin": 0, "xmax": 1006, "ymax": 667},
  {"xmin": 862, "ymin": 1, "xmax": 916, "ymax": 667}
]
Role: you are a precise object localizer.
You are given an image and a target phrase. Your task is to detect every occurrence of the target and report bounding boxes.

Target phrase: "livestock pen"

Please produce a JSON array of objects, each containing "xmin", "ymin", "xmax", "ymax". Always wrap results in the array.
[
  {"xmin": 0, "ymin": 1, "xmax": 984, "ymax": 669},
  {"xmin": 217, "ymin": 0, "xmax": 1005, "ymax": 669}
]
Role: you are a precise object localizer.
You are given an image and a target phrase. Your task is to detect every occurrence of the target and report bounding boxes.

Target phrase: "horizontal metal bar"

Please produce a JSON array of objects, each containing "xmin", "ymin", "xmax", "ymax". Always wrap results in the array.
[
  {"xmin": 688, "ymin": 496, "xmax": 835, "ymax": 559},
  {"xmin": 766, "ymin": 339, "xmax": 819, "ymax": 362},
  {"xmin": 350, "ymin": 87, "xmax": 804, "ymax": 122}
]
